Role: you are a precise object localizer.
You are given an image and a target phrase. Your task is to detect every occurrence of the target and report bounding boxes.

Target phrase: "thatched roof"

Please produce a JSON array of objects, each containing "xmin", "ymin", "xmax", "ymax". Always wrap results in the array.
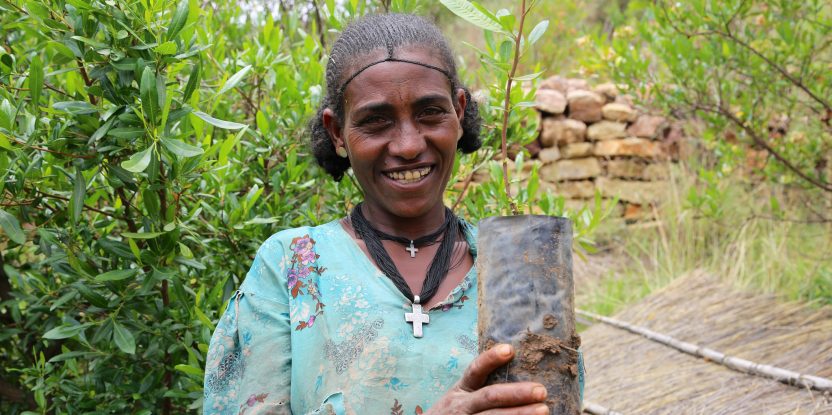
[{"xmin": 579, "ymin": 270, "xmax": 832, "ymax": 414}]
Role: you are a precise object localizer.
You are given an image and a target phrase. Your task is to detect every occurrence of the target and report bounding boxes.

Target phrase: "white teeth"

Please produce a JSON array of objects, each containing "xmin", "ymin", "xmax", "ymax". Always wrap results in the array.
[{"xmin": 386, "ymin": 167, "xmax": 432, "ymax": 183}]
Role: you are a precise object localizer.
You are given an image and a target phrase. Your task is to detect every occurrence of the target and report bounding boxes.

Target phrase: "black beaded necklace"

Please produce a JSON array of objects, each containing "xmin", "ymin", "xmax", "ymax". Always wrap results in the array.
[{"xmin": 350, "ymin": 203, "xmax": 460, "ymax": 306}]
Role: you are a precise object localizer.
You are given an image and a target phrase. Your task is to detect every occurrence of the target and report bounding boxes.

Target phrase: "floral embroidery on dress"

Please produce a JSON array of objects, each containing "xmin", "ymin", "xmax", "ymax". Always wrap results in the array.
[
  {"xmin": 390, "ymin": 399, "xmax": 403, "ymax": 415},
  {"xmin": 390, "ymin": 399, "xmax": 424, "ymax": 415},
  {"xmin": 455, "ymin": 334, "xmax": 478, "ymax": 355},
  {"xmin": 288, "ymin": 235, "xmax": 326, "ymax": 331},
  {"xmin": 238, "ymin": 393, "xmax": 268, "ymax": 414},
  {"xmin": 440, "ymin": 295, "xmax": 469, "ymax": 311},
  {"xmin": 324, "ymin": 318, "xmax": 384, "ymax": 374}
]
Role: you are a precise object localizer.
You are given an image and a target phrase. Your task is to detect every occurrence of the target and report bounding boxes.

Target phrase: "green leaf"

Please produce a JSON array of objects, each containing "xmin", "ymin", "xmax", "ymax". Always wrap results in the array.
[
  {"xmin": 43, "ymin": 323, "xmax": 90, "ymax": 340},
  {"xmin": 91, "ymin": 117, "xmax": 116, "ymax": 142},
  {"xmin": 513, "ymin": 71, "xmax": 544, "ymax": 81},
  {"xmin": 161, "ymin": 138, "xmax": 204, "ymax": 157},
  {"xmin": 65, "ymin": 0, "xmax": 91, "ymax": 10},
  {"xmin": 512, "ymin": 100, "xmax": 538, "ymax": 109},
  {"xmin": 174, "ymin": 364, "xmax": 204, "ymax": 377},
  {"xmin": 0, "ymin": 99, "xmax": 12, "ymax": 129},
  {"xmin": 70, "ymin": 166, "xmax": 85, "ymax": 225},
  {"xmin": 439, "ymin": 0, "xmax": 505, "ymax": 34},
  {"xmin": 121, "ymin": 146, "xmax": 153, "ymax": 173},
  {"xmin": 217, "ymin": 65, "xmax": 252, "ymax": 96},
  {"xmin": 94, "ymin": 269, "xmax": 138, "ymax": 282},
  {"xmin": 70, "ymin": 36, "xmax": 107, "ymax": 49},
  {"xmin": 0, "ymin": 133, "xmax": 12, "ymax": 151},
  {"xmin": 528, "ymin": 20, "xmax": 549, "ymax": 45},
  {"xmin": 25, "ymin": 1, "xmax": 50, "ymax": 19},
  {"xmin": 112, "ymin": 321, "xmax": 136, "ymax": 354},
  {"xmin": 0, "ymin": 208, "xmax": 25, "ymax": 245},
  {"xmin": 192, "ymin": 111, "xmax": 246, "ymax": 130},
  {"xmin": 142, "ymin": 188, "xmax": 160, "ymax": 217},
  {"xmin": 194, "ymin": 305, "xmax": 214, "ymax": 330},
  {"xmin": 140, "ymin": 67, "xmax": 159, "ymax": 123},
  {"xmin": 182, "ymin": 60, "xmax": 201, "ymax": 101},
  {"xmin": 53, "ymin": 101, "xmax": 97, "ymax": 115},
  {"xmin": 498, "ymin": 39, "xmax": 513, "ymax": 63},
  {"xmin": 107, "ymin": 127, "xmax": 146, "ymax": 139},
  {"xmin": 256, "ymin": 110, "xmax": 270, "ymax": 135},
  {"xmin": 167, "ymin": 0, "xmax": 190, "ymax": 40},
  {"xmin": 121, "ymin": 231, "xmax": 165, "ymax": 239},
  {"xmin": 154, "ymin": 41, "xmax": 177, "ymax": 55},
  {"xmin": 48, "ymin": 351, "xmax": 98, "ymax": 363},
  {"xmin": 29, "ymin": 56, "xmax": 43, "ymax": 111}
]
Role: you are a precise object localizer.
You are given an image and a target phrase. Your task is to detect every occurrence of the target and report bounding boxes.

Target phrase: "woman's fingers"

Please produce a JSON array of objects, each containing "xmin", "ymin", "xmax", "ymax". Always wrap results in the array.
[
  {"xmin": 457, "ymin": 344, "xmax": 516, "ymax": 392},
  {"xmin": 465, "ymin": 382, "xmax": 548, "ymax": 413},
  {"xmin": 476, "ymin": 404, "xmax": 550, "ymax": 415}
]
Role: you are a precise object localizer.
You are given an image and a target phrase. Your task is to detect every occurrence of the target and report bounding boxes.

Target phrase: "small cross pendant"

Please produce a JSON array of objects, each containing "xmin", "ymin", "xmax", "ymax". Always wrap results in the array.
[
  {"xmin": 405, "ymin": 240, "xmax": 418, "ymax": 258},
  {"xmin": 404, "ymin": 295, "xmax": 429, "ymax": 338}
]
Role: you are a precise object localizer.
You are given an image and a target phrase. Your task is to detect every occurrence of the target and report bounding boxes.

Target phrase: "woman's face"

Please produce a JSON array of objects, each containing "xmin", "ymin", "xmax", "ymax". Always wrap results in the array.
[{"xmin": 323, "ymin": 47, "xmax": 466, "ymax": 222}]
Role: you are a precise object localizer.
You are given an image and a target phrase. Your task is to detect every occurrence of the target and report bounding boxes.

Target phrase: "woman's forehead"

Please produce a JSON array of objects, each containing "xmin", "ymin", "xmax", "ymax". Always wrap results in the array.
[{"xmin": 342, "ymin": 46, "xmax": 454, "ymax": 109}]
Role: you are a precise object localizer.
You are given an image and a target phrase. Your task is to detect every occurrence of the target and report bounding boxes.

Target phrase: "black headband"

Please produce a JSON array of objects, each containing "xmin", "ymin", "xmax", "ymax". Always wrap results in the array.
[{"xmin": 337, "ymin": 58, "xmax": 454, "ymax": 95}]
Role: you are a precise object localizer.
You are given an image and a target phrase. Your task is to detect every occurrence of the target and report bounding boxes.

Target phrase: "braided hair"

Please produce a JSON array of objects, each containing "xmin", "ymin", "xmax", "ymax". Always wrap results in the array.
[{"xmin": 309, "ymin": 13, "xmax": 483, "ymax": 181}]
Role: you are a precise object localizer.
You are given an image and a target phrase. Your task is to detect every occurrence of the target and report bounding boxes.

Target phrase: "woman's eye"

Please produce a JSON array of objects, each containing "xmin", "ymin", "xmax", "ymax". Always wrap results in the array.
[
  {"xmin": 358, "ymin": 116, "xmax": 388, "ymax": 127},
  {"xmin": 420, "ymin": 107, "xmax": 447, "ymax": 118}
]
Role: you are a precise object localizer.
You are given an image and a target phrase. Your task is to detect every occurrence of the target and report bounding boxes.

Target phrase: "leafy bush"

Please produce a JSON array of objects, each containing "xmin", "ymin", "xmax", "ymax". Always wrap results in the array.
[
  {"xmin": 602, "ymin": 0, "xmax": 831, "ymax": 191},
  {"xmin": 0, "ymin": 0, "xmax": 364, "ymax": 412}
]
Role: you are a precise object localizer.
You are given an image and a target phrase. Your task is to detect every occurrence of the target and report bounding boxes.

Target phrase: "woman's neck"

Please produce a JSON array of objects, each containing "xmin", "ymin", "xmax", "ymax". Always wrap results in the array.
[{"xmin": 358, "ymin": 200, "xmax": 447, "ymax": 239}]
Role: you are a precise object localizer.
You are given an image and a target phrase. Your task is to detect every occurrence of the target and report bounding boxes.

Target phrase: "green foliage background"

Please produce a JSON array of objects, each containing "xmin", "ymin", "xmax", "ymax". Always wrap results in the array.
[{"xmin": 1, "ymin": 0, "xmax": 829, "ymax": 413}]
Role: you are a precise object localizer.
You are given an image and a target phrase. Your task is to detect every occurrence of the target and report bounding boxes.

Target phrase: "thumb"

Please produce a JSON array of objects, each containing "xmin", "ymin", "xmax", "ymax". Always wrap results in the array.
[{"xmin": 457, "ymin": 343, "xmax": 514, "ymax": 392}]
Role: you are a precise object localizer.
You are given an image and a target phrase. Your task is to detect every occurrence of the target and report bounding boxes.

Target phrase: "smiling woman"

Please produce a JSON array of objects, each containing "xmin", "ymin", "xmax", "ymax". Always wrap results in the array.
[{"xmin": 203, "ymin": 13, "xmax": 581, "ymax": 415}]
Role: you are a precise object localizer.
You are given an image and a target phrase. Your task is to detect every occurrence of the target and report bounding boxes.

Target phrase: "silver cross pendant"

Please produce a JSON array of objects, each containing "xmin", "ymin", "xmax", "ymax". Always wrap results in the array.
[
  {"xmin": 404, "ymin": 295, "xmax": 429, "ymax": 338},
  {"xmin": 405, "ymin": 240, "xmax": 418, "ymax": 258}
]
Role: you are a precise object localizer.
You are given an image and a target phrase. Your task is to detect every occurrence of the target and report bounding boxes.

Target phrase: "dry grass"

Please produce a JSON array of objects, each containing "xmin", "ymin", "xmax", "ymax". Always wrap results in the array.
[
  {"xmin": 580, "ymin": 270, "xmax": 832, "ymax": 414},
  {"xmin": 577, "ymin": 163, "xmax": 832, "ymax": 319}
]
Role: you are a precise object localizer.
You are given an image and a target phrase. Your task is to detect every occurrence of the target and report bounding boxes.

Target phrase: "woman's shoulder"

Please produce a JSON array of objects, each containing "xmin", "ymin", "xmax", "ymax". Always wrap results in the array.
[
  {"xmin": 257, "ymin": 220, "xmax": 343, "ymax": 254},
  {"xmin": 239, "ymin": 220, "xmax": 344, "ymax": 300}
]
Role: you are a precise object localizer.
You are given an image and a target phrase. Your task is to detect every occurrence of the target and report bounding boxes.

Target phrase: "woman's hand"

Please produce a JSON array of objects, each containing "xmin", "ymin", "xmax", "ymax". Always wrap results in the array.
[{"xmin": 427, "ymin": 344, "xmax": 549, "ymax": 415}]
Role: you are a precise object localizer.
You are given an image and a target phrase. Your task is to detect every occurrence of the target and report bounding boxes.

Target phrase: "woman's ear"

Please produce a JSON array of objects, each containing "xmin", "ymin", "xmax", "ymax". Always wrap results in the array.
[
  {"xmin": 454, "ymin": 88, "xmax": 468, "ymax": 124},
  {"xmin": 322, "ymin": 108, "xmax": 345, "ymax": 151}
]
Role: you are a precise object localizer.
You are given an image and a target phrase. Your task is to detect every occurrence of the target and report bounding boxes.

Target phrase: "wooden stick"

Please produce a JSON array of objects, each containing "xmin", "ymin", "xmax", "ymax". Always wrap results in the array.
[
  {"xmin": 583, "ymin": 401, "xmax": 624, "ymax": 415},
  {"xmin": 577, "ymin": 309, "xmax": 832, "ymax": 392}
]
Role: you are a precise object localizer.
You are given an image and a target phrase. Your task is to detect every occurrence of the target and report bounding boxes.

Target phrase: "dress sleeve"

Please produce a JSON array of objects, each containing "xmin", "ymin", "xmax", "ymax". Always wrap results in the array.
[{"xmin": 203, "ymin": 236, "xmax": 293, "ymax": 415}]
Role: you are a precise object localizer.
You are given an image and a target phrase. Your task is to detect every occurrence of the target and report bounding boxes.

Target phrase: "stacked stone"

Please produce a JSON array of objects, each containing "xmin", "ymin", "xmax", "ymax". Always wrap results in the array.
[{"xmin": 533, "ymin": 76, "xmax": 671, "ymax": 220}]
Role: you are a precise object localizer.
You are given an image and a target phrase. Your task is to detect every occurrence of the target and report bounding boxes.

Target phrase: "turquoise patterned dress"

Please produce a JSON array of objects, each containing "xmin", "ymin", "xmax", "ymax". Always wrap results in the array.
[{"xmin": 203, "ymin": 219, "xmax": 583, "ymax": 414}]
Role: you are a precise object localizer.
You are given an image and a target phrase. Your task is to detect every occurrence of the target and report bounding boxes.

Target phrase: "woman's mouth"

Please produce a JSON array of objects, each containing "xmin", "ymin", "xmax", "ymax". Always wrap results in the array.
[{"xmin": 384, "ymin": 166, "xmax": 432, "ymax": 184}]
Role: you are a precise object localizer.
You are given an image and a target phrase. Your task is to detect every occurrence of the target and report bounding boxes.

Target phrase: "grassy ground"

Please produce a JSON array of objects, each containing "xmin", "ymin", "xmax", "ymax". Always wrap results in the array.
[{"xmin": 576, "ymin": 163, "xmax": 832, "ymax": 318}]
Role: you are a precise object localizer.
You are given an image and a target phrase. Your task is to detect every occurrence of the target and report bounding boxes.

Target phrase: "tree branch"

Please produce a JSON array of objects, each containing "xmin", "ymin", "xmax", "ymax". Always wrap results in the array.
[
  {"xmin": 694, "ymin": 104, "xmax": 832, "ymax": 192},
  {"xmin": 12, "ymin": 137, "xmax": 97, "ymax": 159},
  {"xmin": 499, "ymin": 0, "xmax": 528, "ymax": 215},
  {"xmin": 717, "ymin": 28, "xmax": 830, "ymax": 113},
  {"xmin": 76, "ymin": 59, "xmax": 98, "ymax": 106}
]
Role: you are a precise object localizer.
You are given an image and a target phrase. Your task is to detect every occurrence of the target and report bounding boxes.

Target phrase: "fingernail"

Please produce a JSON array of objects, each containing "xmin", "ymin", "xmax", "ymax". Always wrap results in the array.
[
  {"xmin": 496, "ymin": 344, "xmax": 512, "ymax": 357},
  {"xmin": 535, "ymin": 404, "xmax": 550, "ymax": 415},
  {"xmin": 533, "ymin": 386, "xmax": 548, "ymax": 400}
]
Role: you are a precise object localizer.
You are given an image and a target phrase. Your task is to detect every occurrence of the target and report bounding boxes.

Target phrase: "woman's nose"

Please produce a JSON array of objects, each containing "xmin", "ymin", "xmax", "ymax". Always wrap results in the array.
[{"xmin": 388, "ymin": 120, "xmax": 426, "ymax": 160}]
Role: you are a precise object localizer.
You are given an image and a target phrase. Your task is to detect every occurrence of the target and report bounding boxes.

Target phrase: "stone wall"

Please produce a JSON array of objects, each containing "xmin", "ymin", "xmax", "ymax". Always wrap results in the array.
[{"xmin": 528, "ymin": 76, "xmax": 680, "ymax": 220}]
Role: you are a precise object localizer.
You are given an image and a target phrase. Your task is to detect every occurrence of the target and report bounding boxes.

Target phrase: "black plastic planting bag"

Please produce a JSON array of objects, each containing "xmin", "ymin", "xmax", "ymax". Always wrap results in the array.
[{"xmin": 477, "ymin": 216, "xmax": 581, "ymax": 414}]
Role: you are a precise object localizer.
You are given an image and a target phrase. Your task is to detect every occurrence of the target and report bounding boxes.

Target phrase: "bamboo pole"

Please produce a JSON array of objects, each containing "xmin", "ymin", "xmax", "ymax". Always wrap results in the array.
[
  {"xmin": 583, "ymin": 401, "xmax": 624, "ymax": 415},
  {"xmin": 577, "ymin": 309, "xmax": 832, "ymax": 392}
]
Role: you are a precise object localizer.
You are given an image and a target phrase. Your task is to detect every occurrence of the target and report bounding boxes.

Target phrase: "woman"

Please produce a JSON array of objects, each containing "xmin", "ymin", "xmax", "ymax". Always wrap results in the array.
[{"xmin": 204, "ymin": 13, "xmax": 582, "ymax": 415}]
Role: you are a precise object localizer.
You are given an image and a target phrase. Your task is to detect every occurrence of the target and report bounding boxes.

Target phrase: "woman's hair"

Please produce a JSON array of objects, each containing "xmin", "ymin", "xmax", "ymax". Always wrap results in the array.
[{"xmin": 309, "ymin": 13, "xmax": 482, "ymax": 181}]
